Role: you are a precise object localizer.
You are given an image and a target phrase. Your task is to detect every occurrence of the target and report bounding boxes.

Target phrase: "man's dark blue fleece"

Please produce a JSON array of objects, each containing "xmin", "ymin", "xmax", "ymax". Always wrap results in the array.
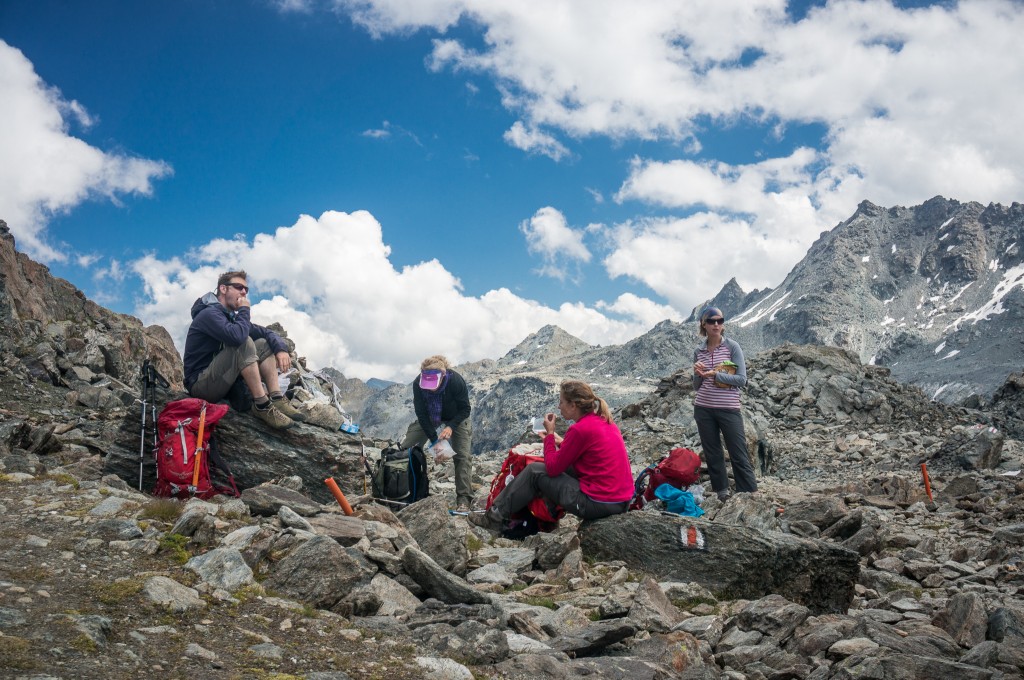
[{"xmin": 182, "ymin": 293, "xmax": 287, "ymax": 389}]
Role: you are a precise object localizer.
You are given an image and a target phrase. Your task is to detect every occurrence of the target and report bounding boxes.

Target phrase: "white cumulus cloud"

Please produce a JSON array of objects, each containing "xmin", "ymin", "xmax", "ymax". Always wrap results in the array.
[
  {"xmin": 0, "ymin": 40, "xmax": 172, "ymax": 262},
  {"xmin": 520, "ymin": 206, "xmax": 591, "ymax": 281},
  {"xmin": 335, "ymin": 0, "xmax": 1024, "ymax": 306},
  {"xmin": 133, "ymin": 210, "xmax": 667, "ymax": 382}
]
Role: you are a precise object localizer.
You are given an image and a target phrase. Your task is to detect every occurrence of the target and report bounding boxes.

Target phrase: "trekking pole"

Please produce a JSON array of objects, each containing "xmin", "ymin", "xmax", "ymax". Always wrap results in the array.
[
  {"xmin": 359, "ymin": 438, "xmax": 368, "ymax": 495},
  {"xmin": 138, "ymin": 389, "xmax": 149, "ymax": 491},
  {"xmin": 137, "ymin": 359, "xmax": 170, "ymax": 491}
]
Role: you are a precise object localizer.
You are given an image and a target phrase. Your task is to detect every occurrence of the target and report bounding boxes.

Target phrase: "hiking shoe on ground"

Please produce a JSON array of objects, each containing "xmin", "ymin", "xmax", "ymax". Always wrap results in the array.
[
  {"xmin": 251, "ymin": 403, "xmax": 296, "ymax": 430},
  {"xmin": 271, "ymin": 396, "xmax": 307, "ymax": 422},
  {"xmin": 468, "ymin": 508, "xmax": 504, "ymax": 532},
  {"xmin": 717, "ymin": 491, "xmax": 732, "ymax": 502}
]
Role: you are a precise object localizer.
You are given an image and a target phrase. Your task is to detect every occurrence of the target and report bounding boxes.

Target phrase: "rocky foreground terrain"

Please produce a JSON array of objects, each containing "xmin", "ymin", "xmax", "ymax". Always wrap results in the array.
[
  {"xmin": 2, "ymin": 335, "xmax": 1024, "ymax": 679},
  {"xmin": 2, "ymin": 215, "xmax": 1024, "ymax": 678}
]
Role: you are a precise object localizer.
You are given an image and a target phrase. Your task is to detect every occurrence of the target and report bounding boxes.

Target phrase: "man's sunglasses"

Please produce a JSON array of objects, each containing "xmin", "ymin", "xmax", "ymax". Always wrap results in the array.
[
  {"xmin": 704, "ymin": 318, "xmax": 725, "ymax": 325},
  {"xmin": 226, "ymin": 283, "xmax": 249, "ymax": 294}
]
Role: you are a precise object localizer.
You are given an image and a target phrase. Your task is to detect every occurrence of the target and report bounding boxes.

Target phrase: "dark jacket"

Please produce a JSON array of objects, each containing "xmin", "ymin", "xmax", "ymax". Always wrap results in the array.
[
  {"xmin": 412, "ymin": 369, "xmax": 471, "ymax": 443},
  {"xmin": 182, "ymin": 292, "xmax": 287, "ymax": 389}
]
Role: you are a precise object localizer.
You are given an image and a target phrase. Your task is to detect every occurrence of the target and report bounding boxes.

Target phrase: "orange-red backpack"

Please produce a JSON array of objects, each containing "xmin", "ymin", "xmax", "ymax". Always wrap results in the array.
[
  {"xmin": 630, "ymin": 447, "xmax": 701, "ymax": 511},
  {"xmin": 485, "ymin": 449, "xmax": 565, "ymax": 534},
  {"xmin": 153, "ymin": 398, "xmax": 238, "ymax": 500}
]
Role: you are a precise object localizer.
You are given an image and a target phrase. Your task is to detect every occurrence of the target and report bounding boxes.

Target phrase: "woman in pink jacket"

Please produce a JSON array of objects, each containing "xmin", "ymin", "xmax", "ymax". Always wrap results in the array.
[{"xmin": 472, "ymin": 380, "xmax": 634, "ymax": 531}]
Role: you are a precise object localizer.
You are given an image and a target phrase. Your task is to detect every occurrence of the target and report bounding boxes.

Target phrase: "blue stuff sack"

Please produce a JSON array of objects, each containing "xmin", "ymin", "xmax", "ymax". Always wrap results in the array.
[{"xmin": 654, "ymin": 483, "xmax": 705, "ymax": 518}]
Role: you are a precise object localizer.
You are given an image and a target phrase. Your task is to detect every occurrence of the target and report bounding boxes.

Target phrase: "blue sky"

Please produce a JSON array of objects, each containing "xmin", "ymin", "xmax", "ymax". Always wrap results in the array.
[{"xmin": 2, "ymin": 0, "xmax": 1022, "ymax": 381}]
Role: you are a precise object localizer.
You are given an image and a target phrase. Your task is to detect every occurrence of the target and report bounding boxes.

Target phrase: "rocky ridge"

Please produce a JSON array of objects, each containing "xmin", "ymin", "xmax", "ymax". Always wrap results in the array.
[{"xmin": 707, "ymin": 197, "xmax": 1024, "ymax": 404}]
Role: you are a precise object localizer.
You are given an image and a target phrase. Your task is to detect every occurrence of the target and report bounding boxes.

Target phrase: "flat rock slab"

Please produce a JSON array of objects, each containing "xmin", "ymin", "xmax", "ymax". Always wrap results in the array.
[
  {"xmin": 307, "ymin": 514, "xmax": 367, "ymax": 546},
  {"xmin": 241, "ymin": 484, "xmax": 322, "ymax": 516},
  {"xmin": 579, "ymin": 512, "xmax": 859, "ymax": 614}
]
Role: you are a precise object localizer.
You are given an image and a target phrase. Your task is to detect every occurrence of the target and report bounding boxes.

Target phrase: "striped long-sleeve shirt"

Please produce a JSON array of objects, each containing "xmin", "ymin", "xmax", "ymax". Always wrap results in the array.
[{"xmin": 692, "ymin": 336, "xmax": 747, "ymax": 411}]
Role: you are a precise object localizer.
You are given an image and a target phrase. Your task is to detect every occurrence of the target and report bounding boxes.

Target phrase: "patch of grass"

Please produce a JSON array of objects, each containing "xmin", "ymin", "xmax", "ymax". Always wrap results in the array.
[
  {"xmin": 44, "ymin": 472, "xmax": 79, "ymax": 489},
  {"xmin": 0, "ymin": 473, "xmax": 16, "ymax": 484},
  {"xmin": 466, "ymin": 533, "xmax": 484, "ymax": 552},
  {"xmin": 70, "ymin": 634, "xmax": 99, "ymax": 653},
  {"xmin": 234, "ymin": 585, "xmax": 265, "ymax": 605},
  {"xmin": 588, "ymin": 610, "xmax": 602, "ymax": 621},
  {"xmin": 140, "ymin": 498, "xmax": 183, "ymax": 523},
  {"xmin": 521, "ymin": 596, "xmax": 558, "ymax": 610},
  {"xmin": 0, "ymin": 636, "xmax": 38, "ymax": 670},
  {"xmin": 158, "ymin": 533, "xmax": 192, "ymax": 564},
  {"xmin": 504, "ymin": 583, "xmax": 528, "ymax": 593},
  {"xmin": 671, "ymin": 596, "xmax": 718, "ymax": 611},
  {"xmin": 10, "ymin": 564, "xmax": 53, "ymax": 582},
  {"xmin": 299, "ymin": 603, "xmax": 320, "ymax": 619},
  {"xmin": 94, "ymin": 577, "xmax": 145, "ymax": 605},
  {"xmin": 157, "ymin": 612, "xmax": 179, "ymax": 626}
]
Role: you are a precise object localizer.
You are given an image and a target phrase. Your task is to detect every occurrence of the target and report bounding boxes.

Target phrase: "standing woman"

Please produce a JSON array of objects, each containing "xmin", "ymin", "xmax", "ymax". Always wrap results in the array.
[
  {"xmin": 692, "ymin": 307, "xmax": 758, "ymax": 501},
  {"xmin": 471, "ymin": 380, "xmax": 634, "ymax": 531}
]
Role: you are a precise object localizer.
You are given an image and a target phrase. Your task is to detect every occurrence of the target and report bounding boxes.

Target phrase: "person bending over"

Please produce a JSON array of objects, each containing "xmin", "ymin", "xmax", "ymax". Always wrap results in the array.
[{"xmin": 400, "ymin": 355, "xmax": 474, "ymax": 511}]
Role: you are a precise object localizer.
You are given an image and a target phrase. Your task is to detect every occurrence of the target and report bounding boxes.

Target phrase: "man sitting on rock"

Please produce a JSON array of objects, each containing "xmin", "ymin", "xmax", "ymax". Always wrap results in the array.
[{"xmin": 182, "ymin": 270, "xmax": 303, "ymax": 430}]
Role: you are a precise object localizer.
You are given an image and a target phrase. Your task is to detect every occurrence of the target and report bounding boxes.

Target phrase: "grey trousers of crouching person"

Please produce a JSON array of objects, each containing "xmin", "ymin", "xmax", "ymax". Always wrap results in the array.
[
  {"xmin": 490, "ymin": 462, "xmax": 630, "ymax": 521},
  {"xmin": 189, "ymin": 338, "xmax": 274, "ymax": 403},
  {"xmin": 401, "ymin": 418, "xmax": 474, "ymax": 506},
  {"xmin": 694, "ymin": 405, "xmax": 758, "ymax": 494}
]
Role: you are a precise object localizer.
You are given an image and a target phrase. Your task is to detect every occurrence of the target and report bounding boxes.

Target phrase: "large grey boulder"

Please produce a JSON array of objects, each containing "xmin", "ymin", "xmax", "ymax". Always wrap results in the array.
[
  {"xmin": 988, "ymin": 604, "xmax": 1024, "ymax": 643},
  {"xmin": 549, "ymin": 618, "xmax": 639, "ymax": 657},
  {"xmin": 578, "ymin": 512, "xmax": 859, "ymax": 614},
  {"xmin": 627, "ymin": 577, "xmax": 684, "ymax": 633},
  {"xmin": 782, "ymin": 496, "xmax": 849, "ymax": 530},
  {"xmin": 397, "ymin": 495, "xmax": 469, "ymax": 576},
  {"xmin": 831, "ymin": 647, "xmax": 996, "ymax": 680},
  {"xmin": 934, "ymin": 592, "xmax": 988, "ymax": 647},
  {"xmin": 186, "ymin": 547, "xmax": 255, "ymax": 591},
  {"xmin": 264, "ymin": 535, "xmax": 377, "ymax": 611},
  {"xmin": 240, "ymin": 484, "xmax": 322, "ymax": 516},
  {"xmin": 490, "ymin": 652, "xmax": 676, "ymax": 680},
  {"xmin": 107, "ymin": 407, "xmax": 367, "ymax": 504},
  {"xmin": 735, "ymin": 594, "xmax": 811, "ymax": 645},
  {"xmin": 400, "ymin": 546, "xmax": 493, "ymax": 606}
]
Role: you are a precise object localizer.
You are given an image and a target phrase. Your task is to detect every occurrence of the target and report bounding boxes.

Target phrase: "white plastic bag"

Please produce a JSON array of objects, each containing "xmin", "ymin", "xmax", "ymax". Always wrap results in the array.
[{"xmin": 432, "ymin": 439, "xmax": 455, "ymax": 462}]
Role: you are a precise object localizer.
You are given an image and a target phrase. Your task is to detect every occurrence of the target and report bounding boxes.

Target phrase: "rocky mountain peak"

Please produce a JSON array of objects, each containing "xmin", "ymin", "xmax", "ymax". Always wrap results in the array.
[
  {"xmin": 722, "ymin": 197, "xmax": 1024, "ymax": 404},
  {"xmin": 497, "ymin": 324, "xmax": 591, "ymax": 369}
]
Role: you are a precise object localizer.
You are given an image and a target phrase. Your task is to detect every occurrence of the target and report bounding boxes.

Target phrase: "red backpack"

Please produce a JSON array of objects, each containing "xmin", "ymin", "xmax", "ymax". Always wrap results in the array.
[
  {"xmin": 630, "ymin": 447, "xmax": 702, "ymax": 510},
  {"xmin": 153, "ymin": 398, "xmax": 238, "ymax": 500},
  {"xmin": 485, "ymin": 449, "xmax": 564, "ymax": 533}
]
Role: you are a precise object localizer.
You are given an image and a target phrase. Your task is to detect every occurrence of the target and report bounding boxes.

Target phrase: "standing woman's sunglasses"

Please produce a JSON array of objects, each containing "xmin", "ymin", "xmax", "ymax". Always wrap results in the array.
[{"xmin": 704, "ymin": 317, "xmax": 725, "ymax": 325}]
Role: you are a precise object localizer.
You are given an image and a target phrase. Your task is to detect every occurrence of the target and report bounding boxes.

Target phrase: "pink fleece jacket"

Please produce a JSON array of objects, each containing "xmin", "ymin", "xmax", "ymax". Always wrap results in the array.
[{"xmin": 543, "ymin": 412, "xmax": 634, "ymax": 503}]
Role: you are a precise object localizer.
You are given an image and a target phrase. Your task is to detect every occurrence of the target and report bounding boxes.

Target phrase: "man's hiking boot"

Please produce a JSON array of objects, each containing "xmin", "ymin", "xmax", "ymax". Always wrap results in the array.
[
  {"xmin": 468, "ymin": 507, "xmax": 504, "ymax": 532},
  {"xmin": 251, "ymin": 402, "xmax": 296, "ymax": 430},
  {"xmin": 271, "ymin": 396, "xmax": 306, "ymax": 422}
]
